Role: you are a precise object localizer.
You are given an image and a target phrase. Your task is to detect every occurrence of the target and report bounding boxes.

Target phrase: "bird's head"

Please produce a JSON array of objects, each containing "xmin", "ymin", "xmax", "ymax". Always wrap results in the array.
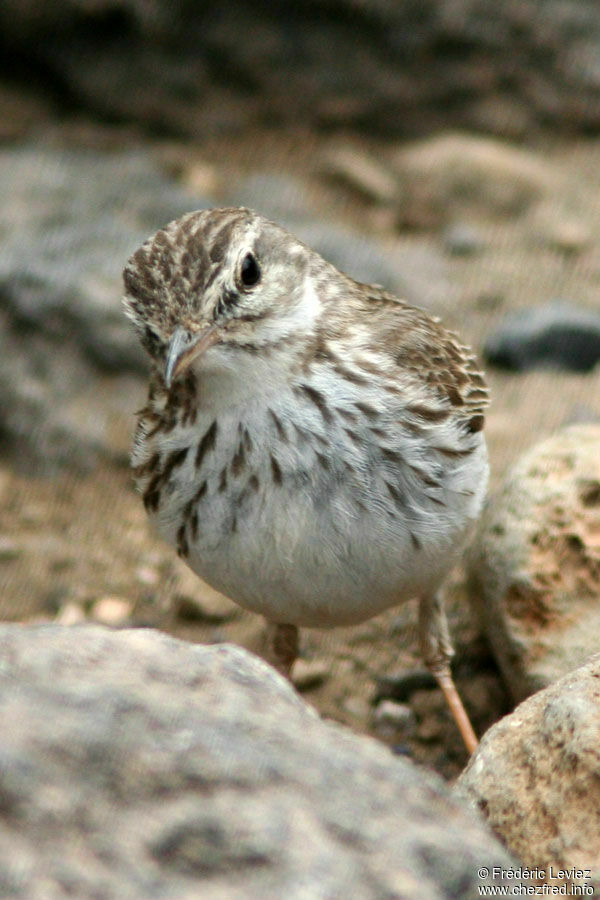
[{"xmin": 123, "ymin": 207, "xmax": 322, "ymax": 388}]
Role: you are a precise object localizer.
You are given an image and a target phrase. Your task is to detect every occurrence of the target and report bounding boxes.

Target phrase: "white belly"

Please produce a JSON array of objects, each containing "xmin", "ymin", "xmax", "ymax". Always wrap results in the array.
[{"xmin": 143, "ymin": 397, "xmax": 489, "ymax": 628}]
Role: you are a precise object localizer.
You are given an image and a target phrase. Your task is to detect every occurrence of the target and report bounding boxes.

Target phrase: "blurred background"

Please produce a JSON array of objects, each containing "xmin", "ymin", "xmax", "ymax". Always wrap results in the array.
[{"xmin": 1, "ymin": 0, "xmax": 600, "ymax": 776}]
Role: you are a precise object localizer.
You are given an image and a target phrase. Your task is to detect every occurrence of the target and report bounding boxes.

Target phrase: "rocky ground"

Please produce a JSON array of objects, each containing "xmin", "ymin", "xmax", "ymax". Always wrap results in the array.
[{"xmin": 2, "ymin": 120, "xmax": 600, "ymax": 785}]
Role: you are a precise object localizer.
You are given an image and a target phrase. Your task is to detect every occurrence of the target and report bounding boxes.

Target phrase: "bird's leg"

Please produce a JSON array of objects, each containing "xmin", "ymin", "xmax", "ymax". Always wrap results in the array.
[
  {"xmin": 263, "ymin": 621, "xmax": 299, "ymax": 679},
  {"xmin": 418, "ymin": 592, "xmax": 478, "ymax": 755}
]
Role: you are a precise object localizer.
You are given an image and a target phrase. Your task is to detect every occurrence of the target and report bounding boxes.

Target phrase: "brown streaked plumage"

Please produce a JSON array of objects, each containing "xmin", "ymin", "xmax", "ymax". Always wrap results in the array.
[{"xmin": 123, "ymin": 206, "xmax": 490, "ymax": 755}]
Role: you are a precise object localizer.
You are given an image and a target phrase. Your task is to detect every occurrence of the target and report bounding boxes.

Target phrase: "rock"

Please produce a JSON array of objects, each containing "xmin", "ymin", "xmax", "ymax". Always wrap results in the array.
[
  {"xmin": 529, "ymin": 204, "xmax": 592, "ymax": 256},
  {"xmin": 290, "ymin": 658, "xmax": 329, "ymax": 692},
  {"xmin": 90, "ymin": 596, "xmax": 132, "ymax": 626},
  {"xmin": 320, "ymin": 145, "xmax": 400, "ymax": 205},
  {"xmin": 55, "ymin": 602, "xmax": 87, "ymax": 626},
  {"xmin": 0, "ymin": 623, "xmax": 517, "ymax": 899},
  {"xmin": 0, "ymin": 145, "xmax": 214, "ymax": 472},
  {"xmin": 484, "ymin": 303, "xmax": 600, "ymax": 372},
  {"xmin": 372, "ymin": 700, "xmax": 417, "ymax": 741},
  {"xmin": 467, "ymin": 425, "xmax": 600, "ymax": 702},
  {"xmin": 442, "ymin": 223, "xmax": 487, "ymax": 256},
  {"xmin": 456, "ymin": 653, "xmax": 600, "ymax": 890},
  {"xmin": 0, "ymin": 536, "xmax": 21, "ymax": 561},
  {"xmin": 393, "ymin": 133, "xmax": 557, "ymax": 225}
]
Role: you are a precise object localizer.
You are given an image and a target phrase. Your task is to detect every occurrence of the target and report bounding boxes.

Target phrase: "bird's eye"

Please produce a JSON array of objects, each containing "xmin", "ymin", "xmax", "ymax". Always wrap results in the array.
[
  {"xmin": 240, "ymin": 253, "xmax": 261, "ymax": 288},
  {"xmin": 143, "ymin": 325, "xmax": 161, "ymax": 357}
]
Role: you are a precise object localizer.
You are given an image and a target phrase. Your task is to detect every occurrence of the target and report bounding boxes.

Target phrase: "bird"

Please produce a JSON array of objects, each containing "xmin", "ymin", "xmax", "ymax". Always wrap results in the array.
[{"xmin": 122, "ymin": 206, "xmax": 489, "ymax": 754}]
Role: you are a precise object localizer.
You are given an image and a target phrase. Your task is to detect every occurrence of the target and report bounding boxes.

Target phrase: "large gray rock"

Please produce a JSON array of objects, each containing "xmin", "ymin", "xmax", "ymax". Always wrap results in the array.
[
  {"xmin": 467, "ymin": 425, "xmax": 600, "ymax": 702},
  {"xmin": 0, "ymin": 624, "xmax": 515, "ymax": 899},
  {"xmin": 456, "ymin": 653, "xmax": 600, "ymax": 890}
]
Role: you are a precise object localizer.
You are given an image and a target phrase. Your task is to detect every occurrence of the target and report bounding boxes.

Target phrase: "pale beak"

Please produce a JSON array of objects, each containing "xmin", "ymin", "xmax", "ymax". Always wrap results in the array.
[{"xmin": 164, "ymin": 325, "xmax": 220, "ymax": 388}]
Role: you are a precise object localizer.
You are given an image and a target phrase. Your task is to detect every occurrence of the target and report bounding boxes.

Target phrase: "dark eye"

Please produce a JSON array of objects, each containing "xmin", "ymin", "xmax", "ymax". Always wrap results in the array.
[
  {"xmin": 143, "ymin": 325, "xmax": 161, "ymax": 357},
  {"xmin": 240, "ymin": 253, "xmax": 261, "ymax": 288}
]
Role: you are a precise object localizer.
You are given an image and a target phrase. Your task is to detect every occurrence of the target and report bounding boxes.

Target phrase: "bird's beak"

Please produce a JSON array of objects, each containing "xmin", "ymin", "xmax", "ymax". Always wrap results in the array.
[{"xmin": 164, "ymin": 325, "xmax": 220, "ymax": 388}]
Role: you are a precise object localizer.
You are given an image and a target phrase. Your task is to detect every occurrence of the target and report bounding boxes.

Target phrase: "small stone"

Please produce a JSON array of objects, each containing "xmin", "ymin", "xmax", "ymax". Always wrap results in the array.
[
  {"xmin": 456, "ymin": 653, "xmax": 600, "ymax": 885},
  {"xmin": 91, "ymin": 597, "xmax": 132, "ymax": 626},
  {"xmin": 484, "ymin": 303, "xmax": 600, "ymax": 372},
  {"xmin": 416, "ymin": 716, "xmax": 444, "ymax": 743},
  {"xmin": 393, "ymin": 132, "xmax": 557, "ymax": 224},
  {"xmin": 291, "ymin": 658, "xmax": 329, "ymax": 692},
  {"xmin": 55, "ymin": 602, "xmax": 86, "ymax": 626},
  {"xmin": 442, "ymin": 223, "xmax": 486, "ymax": 256},
  {"xmin": 341, "ymin": 695, "xmax": 370, "ymax": 721},
  {"xmin": 530, "ymin": 204, "xmax": 592, "ymax": 256},
  {"xmin": 320, "ymin": 145, "xmax": 400, "ymax": 205},
  {"xmin": 0, "ymin": 536, "xmax": 21, "ymax": 560},
  {"xmin": 372, "ymin": 700, "xmax": 416, "ymax": 740},
  {"xmin": 135, "ymin": 566, "xmax": 159, "ymax": 587}
]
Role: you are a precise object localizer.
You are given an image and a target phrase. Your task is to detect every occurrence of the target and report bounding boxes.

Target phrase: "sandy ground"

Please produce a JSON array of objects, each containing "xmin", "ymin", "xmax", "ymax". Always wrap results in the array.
[{"xmin": 2, "ymin": 126, "xmax": 600, "ymax": 778}]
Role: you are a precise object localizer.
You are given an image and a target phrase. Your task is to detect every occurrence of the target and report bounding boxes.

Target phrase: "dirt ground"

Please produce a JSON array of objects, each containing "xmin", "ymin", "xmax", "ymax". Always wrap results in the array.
[{"xmin": 3, "ymin": 125, "xmax": 600, "ymax": 779}]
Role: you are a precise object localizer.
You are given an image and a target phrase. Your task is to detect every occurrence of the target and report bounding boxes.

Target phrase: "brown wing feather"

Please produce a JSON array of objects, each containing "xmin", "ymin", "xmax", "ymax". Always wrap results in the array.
[{"xmin": 360, "ymin": 284, "xmax": 489, "ymax": 433}]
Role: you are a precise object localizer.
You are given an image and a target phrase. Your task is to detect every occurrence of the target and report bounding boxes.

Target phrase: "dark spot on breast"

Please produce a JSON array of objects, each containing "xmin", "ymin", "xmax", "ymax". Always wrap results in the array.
[
  {"xmin": 231, "ymin": 442, "xmax": 246, "ymax": 477},
  {"xmin": 381, "ymin": 447, "xmax": 404, "ymax": 465},
  {"xmin": 336, "ymin": 407, "xmax": 358, "ymax": 424},
  {"xmin": 332, "ymin": 363, "xmax": 368, "ymax": 386},
  {"xmin": 143, "ymin": 485, "xmax": 161, "ymax": 513},
  {"xmin": 315, "ymin": 451, "xmax": 330, "ymax": 470},
  {"xmin": 218, "ymin": 467, "xmax": 228, "ymax": 493},
  {"xmin": 296, "ymin": 384, "xmax": 334, "ymax": 424},
  {"xmin": 410, "ymin": 531, "xmax": 422, "ymax": 550},
  {"xmin": 344, "ymin": 428, "xmax": 363, "ymax": 446},
  {"xmin": 268, "ymin": 409, "xmax": 288, "ymax": 442},
  {"xmin": 162, "ymin": 446, "xmax": 189, "ymax": 480},
  {"xmin": 176, "ymin": 523, "xmax": 189, "ymax": 558},
  {"xmin": 243, "ymin": 428, "xmax": 253, "ymax": 453},
  {"xmin": 270, "ymin": 454, "xmax": 283, "ymax": 485},
  {"xmin": 248, "ymin": 474, "xmax": 259, "ymax": 492},
  {"xmin": 385, "ymin": 481, "xmax": 407, "ymax": 508},
  {"xmin": 133, "ymin": 451, "xmax": 161, "ymax": 479},
  {"xmin": 195, "ymin": 421, "xmax": 218, "ymax": 469},
  {"xmin": 194, "ymin": 481, "xmax": 208, "ymax": 503},
  {"xmin": 354, "ymin": 401, "xmax": 379, "ymax": 420},
  {"xmin": 190, "ymin": 511, "xmax": 199, "ymax": 540}
]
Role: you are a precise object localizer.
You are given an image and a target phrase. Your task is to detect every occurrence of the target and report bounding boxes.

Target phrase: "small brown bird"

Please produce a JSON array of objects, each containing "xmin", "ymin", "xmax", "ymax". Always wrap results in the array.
[{"xmin": 123, "ymin": 207, "xmax": 489, "ymax": 753}]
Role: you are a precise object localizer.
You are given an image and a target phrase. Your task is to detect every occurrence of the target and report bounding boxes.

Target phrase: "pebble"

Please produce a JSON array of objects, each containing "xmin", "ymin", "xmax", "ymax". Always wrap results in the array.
[
  {"xmin": 134, "ymin": 566, "xmax": 160, "ymax": 586},
  {"xmin": 0, "ymin": 536, "xmax": 21, "ymax": 561},
  {"xmin": 442, "ymin": 222, "xmax": 486, "ymax": 256},
  {"xmin": 55, "ymin": 602, "xmax": 86, "ymax": 626},
  {"xmin": 483, "ymin": 302, "xmax": 600, "ymax": 372},
  {"xmin": 291, "ymin": 658, "xmax": 330, "ymax": 692},
  {"xmin": 372, "ymin": 700, "xmax": 416, "ymax": 740},
  {"xmin": 90, "ymin": 596, "xmax": 132, "ymax": 626},
  {"xmin": 320, "ymin": 145, "xmax": 400, "ymax": 205}
]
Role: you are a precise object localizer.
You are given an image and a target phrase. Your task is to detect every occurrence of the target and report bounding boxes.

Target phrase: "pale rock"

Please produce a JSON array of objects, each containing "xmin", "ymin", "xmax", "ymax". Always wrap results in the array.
[
  {"xmin": 456, "ymin": 652, "xmax": 600, "ymax": 889},
  {"xmin": 467, "ymin": 425, "xmax": 600, "ymax": 701},
  {"xmin": 0, "ymin": 624, "xmax": 517, "ymax": 899},
  {"xmin": 91, "ymin": 596, "xmax": 132, "ymax": 626}
]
